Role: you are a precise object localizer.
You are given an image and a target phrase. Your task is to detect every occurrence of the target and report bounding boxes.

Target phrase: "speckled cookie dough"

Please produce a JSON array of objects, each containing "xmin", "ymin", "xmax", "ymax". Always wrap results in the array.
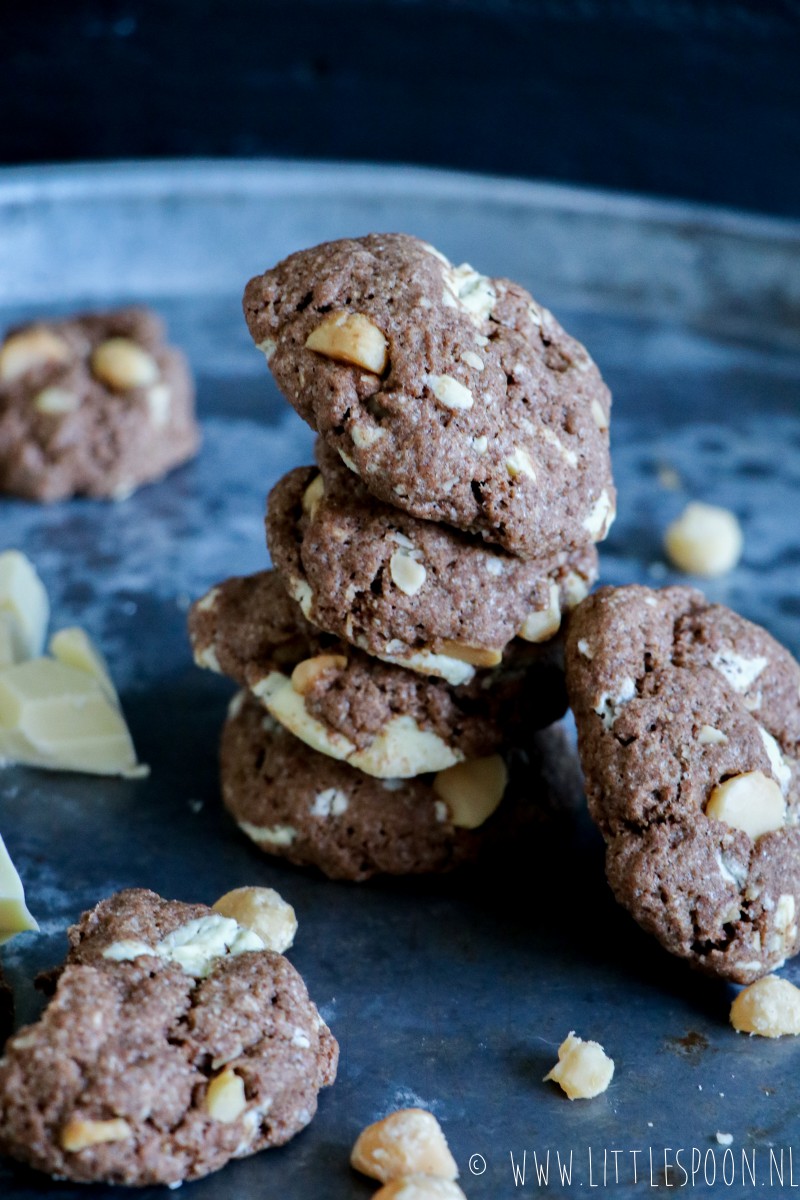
[
  {"xmin": 0, "ymin": 307, "xmax": 199, "ymax": 501},
  {"xmin": 266, "ymin": 449, "xmax": 597, "ymax": 684},
  {"xmin": 243, "ymin": 234, "xmax": 614, "ymax": 559},
  {"xmin": 189, "ymin": 571, "xmax": 568, "ymax": 778},
  {"xmin": 0, "ymin": 889, "xmax": 337, "ymax": 1186},
  {"xmin": 565, "ymin": 584, "xmax": 800, "ymax": 983}
]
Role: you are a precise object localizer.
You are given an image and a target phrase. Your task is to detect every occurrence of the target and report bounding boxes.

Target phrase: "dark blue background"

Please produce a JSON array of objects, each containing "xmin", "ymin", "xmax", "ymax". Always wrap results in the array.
[{"xmin": 4, "ymin": 0, "xmax": 800, "ymax": 215}]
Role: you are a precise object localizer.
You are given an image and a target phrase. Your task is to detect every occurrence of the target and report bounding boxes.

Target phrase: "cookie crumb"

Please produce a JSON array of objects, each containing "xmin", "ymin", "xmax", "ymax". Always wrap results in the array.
[
  {"xmin": 716, "ymin": 1132, "xmax": 733, "ymax": 1146},
  {"xmin": 664, "ymin": 502, "xmax": 743, "ymax": 578},
  {"xmin": 544, "ymin": 1031, "xmax": 614, "ymax": 1100}
]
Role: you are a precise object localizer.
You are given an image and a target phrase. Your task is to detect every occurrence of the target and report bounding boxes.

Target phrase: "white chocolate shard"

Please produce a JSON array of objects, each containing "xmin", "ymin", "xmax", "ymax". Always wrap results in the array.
[
  {"xmin": 49, "ymin": 627, "xmax": 117, "ymax": 702},
  {"xmin": 103, "ymin": 912, "xmax": 264, "ymax": 977},
  {"xmin": 0, "ymin": 550, "xmax": 49, "ymax": 663},
  {"xmin": 0, "ymin": 658, "xmax": 140, "ymax": 777},
  {"xmin": 0, "ymin": 833, "xmax": 38, "ymax": 944}
]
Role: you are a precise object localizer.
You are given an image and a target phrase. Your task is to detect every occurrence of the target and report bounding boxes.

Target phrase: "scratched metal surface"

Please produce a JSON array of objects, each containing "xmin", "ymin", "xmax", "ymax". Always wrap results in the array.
[{"xmin": 0, "ymin": 162, "xmax": 799, "ymax": 1199}]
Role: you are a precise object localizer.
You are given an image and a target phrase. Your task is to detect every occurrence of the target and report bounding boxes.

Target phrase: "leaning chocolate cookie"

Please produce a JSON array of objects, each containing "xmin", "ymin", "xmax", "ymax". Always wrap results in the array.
[
  {"xmin": 189, "ymin": 571, "xmax": 567, "ymax": 778},
  {"xmin": 0, "ymin": 889, "xmax": 337, "ymax": 1186},
  {"xmin": 243, "ymin": 234, "xmax": 614, "ymax": 559},
  {"xmin": 0, "ymin": 307, "xmax": 199, "ymax": 501},
  {"xmin": 565, "ymin": 585, "xmax": 800, "ymax": 983},
  {"xmin": 221, "ymin": 692, "xmax": 516, "ymax": 881},
  {"xmin": 266, "ymin": 448, "xmax": 597, "ymax": 684}
]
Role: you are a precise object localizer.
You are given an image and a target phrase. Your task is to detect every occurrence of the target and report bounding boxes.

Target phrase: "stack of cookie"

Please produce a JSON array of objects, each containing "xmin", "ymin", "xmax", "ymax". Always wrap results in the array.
[{"xmin": 190, "ymin": 234, "xmax": 615, "ymax": 880}]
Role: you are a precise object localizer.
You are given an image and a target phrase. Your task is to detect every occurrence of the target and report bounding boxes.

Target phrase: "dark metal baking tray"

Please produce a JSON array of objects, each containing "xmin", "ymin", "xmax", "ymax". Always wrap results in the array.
[{"xmin": 1, "ymin": 161, "xmax": 799, "ymax": 1199}]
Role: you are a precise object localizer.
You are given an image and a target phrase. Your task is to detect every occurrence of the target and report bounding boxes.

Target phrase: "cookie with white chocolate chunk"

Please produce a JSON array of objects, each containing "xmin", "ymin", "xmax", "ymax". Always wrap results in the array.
[
  {"xmin": 0, "ymin": 307, "xmax": 199, "ymax": 501},
  {"xmin": 0, "ymin": 888, "xmax": 337, "ymax": 1186},
  {"xmin": 243, "ymin": 233, "xmax": 614, "ymax": 559},
  {"xmin": 565, "ymin": 584, "xmax": 800, "ymax": 983},
  {"xmin": 221, "ymin": 691, "xmax": 578, "ymax": 881},
  {"xmin": 189, "ymin": 570, "xmax": 568, "ymax": 779},
  {"xmin": 266, "ymin": 443, "xmax": 597, "ymax": 684}
]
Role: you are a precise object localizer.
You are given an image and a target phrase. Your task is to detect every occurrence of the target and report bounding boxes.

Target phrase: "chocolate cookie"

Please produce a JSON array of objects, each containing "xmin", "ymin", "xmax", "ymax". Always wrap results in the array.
[
  {"xmin": 0, "ymin": 307, "xmax": 199, "ymax": 501},
  {"xmin": 221, "ymin": 691, "xmax": 521, "ymax": 881},
  {"xmin": 189, "ymin": 571, "xmax": 567, "ymax": 778},
  {"xmin": 243, "ymin": 234, "xmax": 614, "ymax": 559},
  {"xmin": 0, "ymin": 888, "xmax": 337, "ymax": 1186},
  {"xmin": 266, "ymin": 446, "xmax": 597, "ymax": 685},
  {"xmin": 565, "ymin": 585, "xmax": 800, "ymax": 983}
]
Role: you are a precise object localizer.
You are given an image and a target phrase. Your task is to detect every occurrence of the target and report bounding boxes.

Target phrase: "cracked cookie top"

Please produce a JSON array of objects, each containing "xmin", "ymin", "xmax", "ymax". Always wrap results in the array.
[
  {"xmin": 0, "ymin": 889, "xmax": 337, "ymax": 1187},
  {"xmin": 266, "ymin": 447, "xmax": 597, "ymax": 684},
  {"xmin": 565, "ymin": 585, "xmax": 800, "ymax": 983},
  {"xmin": 243, "ymin": 234, "xmax": 614, "ymax": 559}
]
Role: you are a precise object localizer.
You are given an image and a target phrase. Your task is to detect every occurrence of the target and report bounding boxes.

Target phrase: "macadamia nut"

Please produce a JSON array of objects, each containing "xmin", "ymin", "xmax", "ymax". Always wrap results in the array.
[
  {"xmin": 730, "ymin": 975, "xmax": 800, "ymax": 1037},
  {"xmin": 351, "ymin": 1109, "xmax": 458, "ymax": 1184},
  {"xmin": 544, "ymin": 1032, "xmax": 614, "ymax": 1100},
  {"xmin": 665, "ymin": 502, "xmax": 743, "ymax": 578}
]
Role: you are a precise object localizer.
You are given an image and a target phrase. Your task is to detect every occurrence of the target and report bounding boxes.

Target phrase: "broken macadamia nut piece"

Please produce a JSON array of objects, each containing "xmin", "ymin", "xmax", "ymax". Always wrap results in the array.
[
  {"xmin": 211, "ymin": 886, "xmax": 297, "ymax": 953},
  {"xmin": 544, "ymin": 1032, "xmax": 614, "ymax": 1100},
  {"xmin": 0, "ymin": 307, "xmax": 199, "ymax": 501},
  {"xmin": 665, "ymin": 502, "xmax": 743, "ymax": 578},
  {"xmin": 730, "ymin": 975, "xmax": 800, "ymax": 1037},
  {"xmin": 351, "ymin": 1108, "xmax": 458, "ymax": 1184}
]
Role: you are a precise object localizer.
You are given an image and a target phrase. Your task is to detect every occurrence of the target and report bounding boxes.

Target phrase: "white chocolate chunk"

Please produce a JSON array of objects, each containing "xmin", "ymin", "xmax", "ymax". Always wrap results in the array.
[
  {"xmin": 0, "ymin": 833, "xmax": 38, "ymax": 944},
  {"xmin": 429, "ymin": 374, "xmax": 473, "ymax": 411},
  {"xmin": 0, "ymin": 550, "xmax": 49, "ymax": 662},
  {"xmin": 758, "ymin": 727, "xmax": 792, "ymax": 793},
  {"xmin": 91, "ymin": 338, "xmax": 160, "ymax": 390},
  {"xmin": 61, "ymin": 1117, "xmax": 133, "ymax": 1153},
  {"xmin": 505, "ymin": 446, "xmax": 536, "ymax": 481},
  {"xmin": 390, "ymin": 550, "xmax": 427, "ymax": 596},
  {"xmin": 302, "ymin": 474, "xmax": 325, "ymax": 517},
  {"xmin": 593, "ymin": 678, "xmax": 636, "ymax": 729},
  {"xmin": 351, "ymin": 1108, "xmax": 458, "ymax": 1183},
  {"xmin": 0, "ymin": 327, "xmax": 70, "ymax": 382},
  {"xmin": 433, "ymin": 755, "xmax": 507, "ymax": 829},
  {"xmin": 49, "ymin": 627, "xmax": 117, "ymax": 701},
  {"xmin": 212, "ymin": 886, "xmax": 297, "ymax": 953},
  {"xmin": 591, "ymin": 398, "xmax": 609, "ymax": 431},
  {"xmin": 205, "ymin": 1068, "xmax": 247, "ymax": 1122},
  {"xmin": 103, "ymin": 913, "xmax": 264, "ymax": 977},
  {"xmin": 441, "ymin": 262, "xmax": 496, "ymax": 323},
  {"xmin": 290, "ymin": 654, "xmax": 348, "ymax": 695},
  {"xmin": 146, "ymin": 383, "xmax": 171, "ymax": 427},
  {"xmin": 665, "ymin": 502, "xmax": 743, "ymax": 578},
  {"xmin": 257, "ymin": 336, "xmax": 277, "ymax": 361},
  {"xmin": 438, "ymin": 640, "xmax": 503, "ymax": 668},
  {"xmin": 577, "ymin": 638, "xmax": 593, "ymax": 660},
  {"xmin": 705, "ymin": 770, "xmax": 786, "ymax": 840},
  {"xmin": 698, "ymin": 724, "xmax": 728, "ymax": 745},
  {"xmin": 305, "ymin": 311, "xmax": 388, "ymax": 374},
  {"xmin": 731, "ymin": 975, "xmax": 800, "ymax": 1037},
  {"xmin": 34, "ymin": 386, "xmax": 79, "ymax": 414},
  {"xmin": 310, "ymin": 787, "xmax": 349, "ymax": 817},
  {"xmin": 372, "ymin": 644, "xmax": 474, "ymax": 687},
  {"xmin": 582, "ymin": 489, "xmax": 615, "ymax": 540},
  {"xmin": 254, "ymin": 672, "xmax": 459, "ymax": 777},
  {"xmin": 0, "ymin": 658, "xmax": 140, "ymax": 777},
  {"xmin": 460, "ymin": 350, "xmax": 484, "ymax": 371},
  {"xmin": 375, "ymin": 1179, "xmax": 467, "ymax": 1200},
  {"xmin": 238, "ymin": 820, "xmax": 297, "ymax": 847},
  {"xmin": 472, "ymin": 435, "xmax": 488, "ymax": 454},
  {"xmin": 561, "ymin": 570, "xmax": 590, "ymax": 608},
  {"xmin": 544, "ymin": 1032, "xmax": 614, "ymax": 1100},
  {"xmin": 518, "ymin": 581, "xmax": 561, "ymax": 642},
  {"xmin": 540, "ymin": 425, "xmax": 578, "ymax": 466},
  {"xmin": 711, "ymin": 650, "xmax": 768, "ymax": 694}
]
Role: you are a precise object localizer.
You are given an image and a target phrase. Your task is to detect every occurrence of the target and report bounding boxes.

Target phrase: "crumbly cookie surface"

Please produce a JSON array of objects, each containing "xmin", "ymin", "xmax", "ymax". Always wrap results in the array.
[
  {"xmin": 0, "ymin": 889, "xmax": 337, "ymax": 1186},
  {"xmin": 189, "ymin": 570, "xmax": 568, "ymax": 777},
  {"xmin": 565, "ymin": 585, "xmax": 800, "ymax": 983},
  {"xmin": 243, "ymin": 234, "xmax": 614, "ymax": 559},
  {"xmin": 0, "ymin": 307, "xmax": 199, "ymax": 501},
  {"xmin": 266, "ymin": 449, "xmax": 597, "ymax": 678}
]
